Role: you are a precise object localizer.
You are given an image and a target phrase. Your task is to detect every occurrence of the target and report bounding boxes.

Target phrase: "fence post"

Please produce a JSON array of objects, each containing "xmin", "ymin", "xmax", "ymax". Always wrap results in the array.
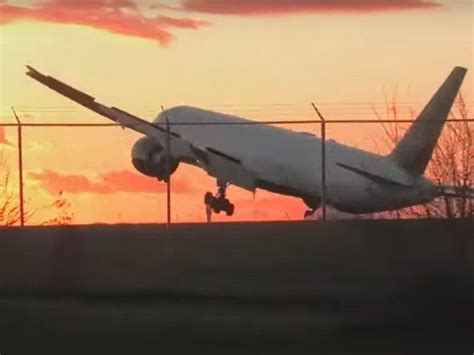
[
  {"xmin": 311, "ymin": 103, "xmax": 327, "ymax": 220},
  {"xmin": 161, "ymin": 106, "xmax": 172, "ymax": 229},
  {"xmin": 11, "ymin": 107, "xmax": 25, "ymax": 226}
]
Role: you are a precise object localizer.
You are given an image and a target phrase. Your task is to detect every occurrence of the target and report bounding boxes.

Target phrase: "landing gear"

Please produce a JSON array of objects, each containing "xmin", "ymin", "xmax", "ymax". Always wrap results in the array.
[
  {"xmin": 304, "ymin": 209, "xmax": 316, "ymax": 220},
  {"xmin": 204, "ymin": 184, "xmax": 235, "ymax": 216},
  {"xmin": 303, "ymin": 197, "xmax": 320, "ymax": 220}
]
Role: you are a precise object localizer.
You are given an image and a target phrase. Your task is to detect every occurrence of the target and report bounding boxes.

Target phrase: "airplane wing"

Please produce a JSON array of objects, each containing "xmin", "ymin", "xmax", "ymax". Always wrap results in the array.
[
  {"xmin": 336, "ymin": 159, "xmax": 416, "ymax": 187},
  {"xmin": 189, "ymin": 145, "xmax": 257, "ymax": 191},
  {"xmin": 336, "ymin": 162, "xmax": 412, "ymax": 187},
  {"xmin": 25, "ymin": 66, "xmax": 179, "ymax": 139},
  {"xmin": 26, "ymin": 66, "xmax": 258, "ymax": 192}
]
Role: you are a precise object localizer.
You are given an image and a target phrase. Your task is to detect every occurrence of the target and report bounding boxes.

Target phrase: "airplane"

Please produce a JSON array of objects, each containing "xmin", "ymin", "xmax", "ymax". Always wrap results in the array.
[{"xmin": 25, "ymin": 65, "xmax": 472, "ymax": 219}]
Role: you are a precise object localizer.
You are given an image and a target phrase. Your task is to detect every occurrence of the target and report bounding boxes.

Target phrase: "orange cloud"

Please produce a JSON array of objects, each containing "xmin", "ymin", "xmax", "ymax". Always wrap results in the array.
[
  {"xmin": 0, "ymin": 126, "xmax": 12, "ymax": 146},
  {"xmin": 176, "ymin": 0, "xmax": 442, "ymax": 15},
  {"xmin": 0, "ymin": 0, "xmax": 209, "ymax": 45},
  {"xmin": 28, "ymin": 169, "xmax": 193, "ymax": 194}
]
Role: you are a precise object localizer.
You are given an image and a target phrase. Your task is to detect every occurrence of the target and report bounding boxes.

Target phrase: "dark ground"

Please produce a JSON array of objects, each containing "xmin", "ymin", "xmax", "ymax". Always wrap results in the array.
[{"xmin": 0, "ymin": 220, "xmax": 473, "ymax": 354}]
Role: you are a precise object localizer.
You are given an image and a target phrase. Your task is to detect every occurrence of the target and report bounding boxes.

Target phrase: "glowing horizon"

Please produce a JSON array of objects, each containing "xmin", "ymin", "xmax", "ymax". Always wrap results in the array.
[{"xmin": 0, "ymin": 0, "xmax": 472, "ymax": 224}]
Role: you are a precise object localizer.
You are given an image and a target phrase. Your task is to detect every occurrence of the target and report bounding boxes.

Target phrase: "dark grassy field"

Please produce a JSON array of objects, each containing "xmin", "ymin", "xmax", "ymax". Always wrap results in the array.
[{"xmin": 0, "ymin": 220, "xmax": 473, "ymax": 354}]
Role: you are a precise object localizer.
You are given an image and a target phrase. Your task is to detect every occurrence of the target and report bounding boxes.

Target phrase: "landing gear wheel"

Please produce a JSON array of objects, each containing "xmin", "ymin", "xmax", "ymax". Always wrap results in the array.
[
  {"xmin": 204, "ymin": 184, "xmax": 235, "ymax": 216},
  {"xmin": 225, "ymin": 203, "xmax": 235, "ymax": 216}
]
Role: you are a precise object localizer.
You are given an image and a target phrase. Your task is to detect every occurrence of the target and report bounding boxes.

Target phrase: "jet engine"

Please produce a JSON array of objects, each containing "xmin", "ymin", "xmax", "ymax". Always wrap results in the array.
[{"xmin": 131, "ymin": 137, "xmax": 179, "ymax": 181}]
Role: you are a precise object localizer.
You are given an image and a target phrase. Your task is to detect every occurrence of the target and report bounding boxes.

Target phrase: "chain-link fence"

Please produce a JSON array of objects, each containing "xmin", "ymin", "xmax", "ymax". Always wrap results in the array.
[{"xmin": 1, "ymin": 103, "xmax": 473, "ymax": 226}]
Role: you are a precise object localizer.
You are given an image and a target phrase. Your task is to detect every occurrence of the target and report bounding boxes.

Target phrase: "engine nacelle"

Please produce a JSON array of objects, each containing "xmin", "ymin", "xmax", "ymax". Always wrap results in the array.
[{"xmin": 131, "ymin": 137, "xmax": 179, "ymax": 180}]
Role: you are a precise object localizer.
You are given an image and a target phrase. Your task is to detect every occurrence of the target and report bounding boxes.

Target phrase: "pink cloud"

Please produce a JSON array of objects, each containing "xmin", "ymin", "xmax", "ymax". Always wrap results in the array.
[
  {"xmin": 177, "ymin": 0, "xmax": 442, "ymax": 15},
  {"xmin": 28, "ymin": 169, "xmax": 193, "ymax": 195},
  {"xmin": 156, "ymin": 15, "xmax": 210, "ymax": 28},
  {"xmin": 0, "ymin": 0, "xmax": 209, "ymax": 45}
]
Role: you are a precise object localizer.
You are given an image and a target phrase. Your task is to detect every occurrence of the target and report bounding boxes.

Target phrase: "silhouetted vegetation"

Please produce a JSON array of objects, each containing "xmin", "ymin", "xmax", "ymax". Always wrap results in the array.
[
  {"xmin": 0, "ymin": 151, "xmax": 74, "ymax": 226},
  {"xmin": 374, "ymin": 92, "xmax": 473, "ymax": 218}
]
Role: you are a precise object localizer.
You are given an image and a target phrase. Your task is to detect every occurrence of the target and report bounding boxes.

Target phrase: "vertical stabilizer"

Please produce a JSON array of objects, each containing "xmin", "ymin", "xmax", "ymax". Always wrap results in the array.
[{"xmin": 390, "ymin": 67, "xmax": 467, "ymax": 176}]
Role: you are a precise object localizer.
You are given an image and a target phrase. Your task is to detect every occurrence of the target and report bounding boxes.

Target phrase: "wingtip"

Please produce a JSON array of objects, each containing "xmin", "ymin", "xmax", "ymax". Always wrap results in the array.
[
  {"xmin": 26, "ymin": 65, "xmax": 38, "ymax": 77},
  {"xmin": 25, "ymin": 65, "xmax": 45, "ymax": 77},
  {"xmin": 25, "ymin": 65, "xmax": 46, "ymax": 81}
]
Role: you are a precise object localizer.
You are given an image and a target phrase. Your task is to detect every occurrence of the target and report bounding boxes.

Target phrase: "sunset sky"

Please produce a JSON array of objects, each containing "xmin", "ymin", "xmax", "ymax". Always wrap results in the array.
[{"xmin": 0, "ymin": 0, "xmax": 472, "ymax": 224}]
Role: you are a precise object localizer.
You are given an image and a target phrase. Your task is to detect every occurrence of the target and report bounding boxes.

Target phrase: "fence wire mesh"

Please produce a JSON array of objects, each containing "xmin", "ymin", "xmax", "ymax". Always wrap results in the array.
[{"xmin": 1, "ymin": 102, "xmax": 473, "ymax": 225}]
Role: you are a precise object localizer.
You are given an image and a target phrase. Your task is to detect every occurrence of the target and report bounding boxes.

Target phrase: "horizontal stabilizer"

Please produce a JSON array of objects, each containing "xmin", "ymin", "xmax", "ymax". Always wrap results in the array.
[{"xmin": 438, "ymin": 185, "xmax": 474, "ymax": 199}]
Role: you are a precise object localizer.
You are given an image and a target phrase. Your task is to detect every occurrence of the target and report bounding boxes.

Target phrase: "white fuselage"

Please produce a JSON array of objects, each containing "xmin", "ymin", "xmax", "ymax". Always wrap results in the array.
[
  {"xmin": 24, "ymin": 65, "xmax": 466, "ymax": 215},
  {"xmin": 152, "ymin": 106, "xmax": 436, "ymax": 213}
]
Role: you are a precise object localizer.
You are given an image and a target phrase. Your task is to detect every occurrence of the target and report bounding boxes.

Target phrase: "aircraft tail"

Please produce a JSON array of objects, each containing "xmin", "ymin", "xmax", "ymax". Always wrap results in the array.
[{"xmin": 389, "ymin": 67, "xmax": 467, "ymax": 176}]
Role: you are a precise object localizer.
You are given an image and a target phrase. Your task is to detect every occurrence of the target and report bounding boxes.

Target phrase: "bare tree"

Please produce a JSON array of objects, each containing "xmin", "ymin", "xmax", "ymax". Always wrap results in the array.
[
  {"xmin": 0, "ymin": 151, "xmax": 74, "ymax": 226},
  {"xmin": 374, "ymin": 92, "xmax": 473, "ymax": 218}
]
